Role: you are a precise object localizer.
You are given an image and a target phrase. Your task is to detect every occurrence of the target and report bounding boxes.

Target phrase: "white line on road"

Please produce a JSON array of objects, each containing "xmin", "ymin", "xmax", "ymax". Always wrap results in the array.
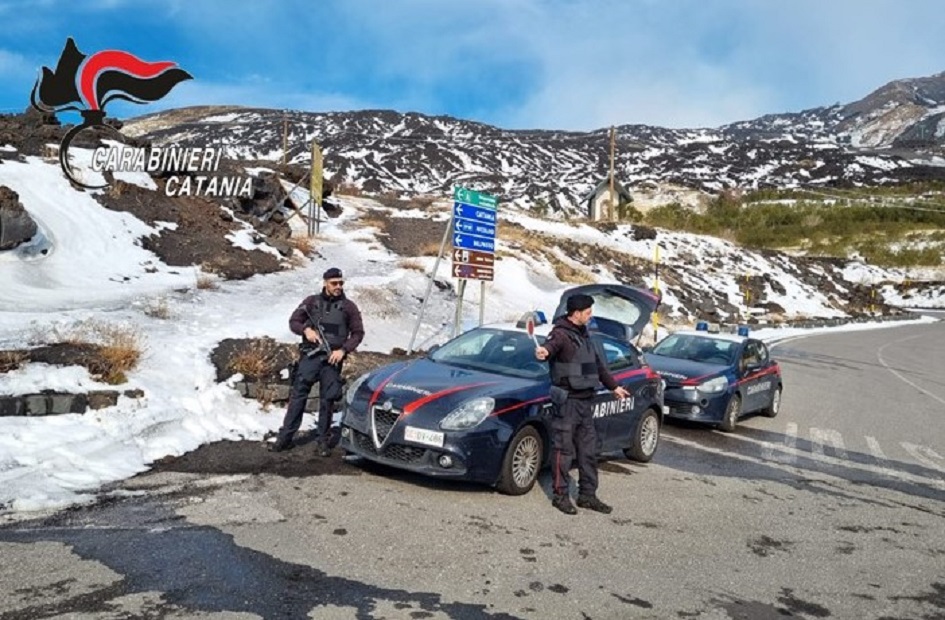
[
  {"xmin": 877, "ymin": 334, "xmax": 945, "ymax": 408},
  {"xmin": 866, "ymin": 436, "xmax": 907, "ymax": 481},
  {"xmin": 761, "ymin": 422, "xmax": 797, "ymax": 463},
  {"xmin": 810, "ymin": 427, "xmax": 848, "ymax": 460}
]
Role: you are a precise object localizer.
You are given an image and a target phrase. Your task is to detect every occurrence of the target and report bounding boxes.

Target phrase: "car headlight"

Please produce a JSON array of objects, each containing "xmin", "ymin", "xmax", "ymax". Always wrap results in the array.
[
  {"xmin": 698, "ymin": 376, "xmax": 728, "ymax": 394},
  {"xmin": 345, "ymin": 372, "xmax": 371, "ymax": 406},
  {"xmin": 439, "ymin": 397, "xmax": 495, "ymax": 431}
]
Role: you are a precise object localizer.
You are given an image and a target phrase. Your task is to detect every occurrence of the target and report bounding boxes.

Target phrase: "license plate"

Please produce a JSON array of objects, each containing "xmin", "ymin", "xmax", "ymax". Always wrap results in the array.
[{"xmin": 404, "ymin": 426, "xmax": 444, "ymax": 448}]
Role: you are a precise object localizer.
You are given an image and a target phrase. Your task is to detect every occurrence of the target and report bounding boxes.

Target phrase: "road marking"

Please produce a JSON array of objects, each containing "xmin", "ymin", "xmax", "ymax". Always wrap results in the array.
[
  {"xmin": 720, "ymin": 424, "xmax": 945, "ymax": 488},
  {"xmin": 877, "ymin": 335, "xmax": 945, "ymax": 408},
  {"xmin": 810, "ymin": 427, "xmax": 848, "ymax": 459},
  {"xmin": 901, "ymin": 442, "xmax": 945, "ymax": 477},
  {"xmin": 866, "ymin": 435, "xmax": 906, "ymax": 481},
  {"xmin": 761, "ymin": 422, "xmax": 797, "ymax": 463}
]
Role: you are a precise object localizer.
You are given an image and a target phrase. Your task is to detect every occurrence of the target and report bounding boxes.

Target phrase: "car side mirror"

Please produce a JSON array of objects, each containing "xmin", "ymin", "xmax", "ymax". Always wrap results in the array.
[{"xmin": 426, "ymin": 344, "xmax": 441, "ymax": 355}]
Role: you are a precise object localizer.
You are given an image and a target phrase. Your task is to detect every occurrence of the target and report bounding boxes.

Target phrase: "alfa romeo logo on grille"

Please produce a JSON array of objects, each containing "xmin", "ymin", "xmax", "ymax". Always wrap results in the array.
[{"xmin": 382, "ymin": 400, "xmax": 393, "ymax": 411}]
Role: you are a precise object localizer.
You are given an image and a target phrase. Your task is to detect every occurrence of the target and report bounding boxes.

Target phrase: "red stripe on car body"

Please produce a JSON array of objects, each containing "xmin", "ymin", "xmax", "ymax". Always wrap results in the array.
[
  {"xmin": 491, "ymin": 396, "xmax": 549, "ymax": 417},
  {"xmin": 368, "ymin": 367, "xmax": 406, "ymax": 409},
  {"xmin": 402, "ymin": 382, "xmax": 498, "ymax": 416}
]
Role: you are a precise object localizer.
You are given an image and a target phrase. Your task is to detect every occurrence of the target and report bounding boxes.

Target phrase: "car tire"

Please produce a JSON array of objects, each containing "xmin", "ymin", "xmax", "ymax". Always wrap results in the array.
[
  {"xmin": 760, "ymin": 385, "xmax": 782, "ymax": 418},
  {"xmin": 719, "ymin": 394, "xmax": 741, "ymax": 433},
  {"xmin": 497, "ymin": 425, "xmax": 543, "ymax": 496},
  {"xmin": 623, "ymin": 408, "xmax": 660, "ymax": 462}
]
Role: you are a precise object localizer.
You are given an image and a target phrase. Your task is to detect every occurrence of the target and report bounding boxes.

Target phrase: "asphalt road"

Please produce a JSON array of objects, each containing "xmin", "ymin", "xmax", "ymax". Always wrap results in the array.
[{"xmin": 1, "ymin": 320, "xmax": 944, "ymax": 620}]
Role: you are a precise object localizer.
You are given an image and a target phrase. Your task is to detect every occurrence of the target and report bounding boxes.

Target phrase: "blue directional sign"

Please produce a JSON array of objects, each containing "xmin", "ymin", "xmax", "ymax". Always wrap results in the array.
[
  {"xmin": 453, "ymin": 202, "xmax": 496, "ymax": 224},
  {"xmin": 452, "ymin": 187, "xmax": 498, "ymax": 279},
  {"xmin": 453, "ymin": 218, "xmax": 496, "ymax": 237},
  {"xmin": 453, "ymin": 232, "xmax": 495, "ymax": 253}
]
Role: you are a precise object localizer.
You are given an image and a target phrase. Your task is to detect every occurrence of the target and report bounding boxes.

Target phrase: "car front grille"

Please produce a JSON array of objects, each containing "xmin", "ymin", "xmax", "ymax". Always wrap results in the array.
[
  {"xmin": 371, "ymin": 406, "xmax": 401, "ymax": 444},
  {"xmin": 351, "ymin": 430, "xmax": 426, "ymax": 464}
]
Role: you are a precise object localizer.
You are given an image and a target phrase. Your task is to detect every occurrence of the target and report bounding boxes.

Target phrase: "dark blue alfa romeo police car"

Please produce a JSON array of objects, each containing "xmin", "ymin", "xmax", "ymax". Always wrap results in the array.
[
  {"xmin": 339, "ymin": 284, "xmax": 665, "ymax": 495},
  {"xmin": 643, "ymin": 323, "xmax": 782, "ymax": 432}
]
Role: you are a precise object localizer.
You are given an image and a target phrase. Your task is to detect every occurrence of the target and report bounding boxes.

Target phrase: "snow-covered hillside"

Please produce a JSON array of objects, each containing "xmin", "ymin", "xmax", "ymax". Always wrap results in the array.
[
  {"xmin": 120, "ymin": 72, "xmax": 945, "ymax": 215},
  {"xmin": 0, "ymin": 140, "xmax": 941, "ymax": 518}
]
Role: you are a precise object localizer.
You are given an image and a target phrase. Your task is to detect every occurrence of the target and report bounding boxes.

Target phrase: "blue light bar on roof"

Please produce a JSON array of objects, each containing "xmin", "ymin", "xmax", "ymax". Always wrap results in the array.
[
  {"xmin": 515, "ymin": 310, "xmax": 548, "ymax": 329},
  {"xmin": 737, "ymin": 325, "xmax": 750, "ymax": 337},
  {"xmin": 695, "ymin": 321, "xmax": 709, "ymax": 331}
]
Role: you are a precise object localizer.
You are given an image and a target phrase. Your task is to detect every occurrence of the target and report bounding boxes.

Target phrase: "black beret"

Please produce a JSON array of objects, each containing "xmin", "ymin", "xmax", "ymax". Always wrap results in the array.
[
  {"xmin": 323, "ymin": 267, "xmax": 343, "ymax": 280},
  {"xmin": 566, "ymin": 293, "xmax": 594, "ymax": 313}
]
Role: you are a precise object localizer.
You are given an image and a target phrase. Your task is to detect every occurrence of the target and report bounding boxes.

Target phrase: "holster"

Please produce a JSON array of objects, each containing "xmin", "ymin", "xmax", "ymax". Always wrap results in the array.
[{"xmin": 550, "ymin": 385, "xmax": 569, "ymax": 407}]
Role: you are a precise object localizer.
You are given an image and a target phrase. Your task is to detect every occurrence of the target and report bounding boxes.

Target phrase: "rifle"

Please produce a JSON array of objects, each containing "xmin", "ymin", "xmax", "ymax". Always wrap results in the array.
[{"xmin": 300, "ymin": 304, "xmax": 331, "ymax": 359}]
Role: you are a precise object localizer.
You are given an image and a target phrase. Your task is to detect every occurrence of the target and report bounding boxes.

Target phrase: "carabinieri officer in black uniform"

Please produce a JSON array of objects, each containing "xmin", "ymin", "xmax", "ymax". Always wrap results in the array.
[
  {"xmin": 271, "ymin": 267, "xmax": 365, "ymax": 456},
  {"xmin": 535, "ymin": 293, "xmax": 630, "ymax": 515}
]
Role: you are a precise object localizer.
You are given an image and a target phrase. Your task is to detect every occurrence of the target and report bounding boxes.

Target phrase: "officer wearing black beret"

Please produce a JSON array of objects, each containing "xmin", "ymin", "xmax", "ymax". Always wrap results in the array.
[
  {"xmin": 271, "ymin": 267, "xmax": 365, "ymax": 456},
  {"xmin": 535, "ymin": 293, "xmax": 630, "ymax": 515}
]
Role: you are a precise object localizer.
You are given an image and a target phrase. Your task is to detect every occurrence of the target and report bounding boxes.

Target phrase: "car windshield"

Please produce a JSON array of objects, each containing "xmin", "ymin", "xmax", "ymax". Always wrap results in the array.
[
  {"xmin": 651, "ymin": 334, "xmax": 737, "ymax": 365},
  {"xmin": 428, "ymin": 328, "xmax": 548, "ymax": 380}
]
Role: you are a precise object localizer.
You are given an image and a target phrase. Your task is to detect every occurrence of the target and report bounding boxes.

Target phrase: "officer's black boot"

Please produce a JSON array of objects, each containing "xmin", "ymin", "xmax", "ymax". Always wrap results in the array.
[
  {"xmin": 269, "ymin": 436, "xmax": 293, "ymax": 452},
  {"xmin": 576, "ymin": 494, "xmax": 612, "ymax": 514},
  {"xmin": 552, "ymin": 493, "xmax": 577, "ymax": 515},
  {"xmin": 315, "ymin": 439, "xmax": 332, "ymax": 457}
]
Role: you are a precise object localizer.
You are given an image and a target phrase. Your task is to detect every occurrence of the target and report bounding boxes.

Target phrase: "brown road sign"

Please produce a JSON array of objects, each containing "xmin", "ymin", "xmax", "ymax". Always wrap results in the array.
[
  {"xmin": 452, "ymin": 263, "xmax": 494, "ymax": 281},
  {"xmin": 451, "ymin": 248, "xmax": 494, "ymax": 266}
]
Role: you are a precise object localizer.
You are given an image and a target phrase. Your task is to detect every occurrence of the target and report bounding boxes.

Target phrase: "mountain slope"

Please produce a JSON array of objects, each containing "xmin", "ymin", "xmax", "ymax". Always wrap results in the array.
[{"xmin": 123, "ymin": 73, "xmax": 945, "ymax": 214}]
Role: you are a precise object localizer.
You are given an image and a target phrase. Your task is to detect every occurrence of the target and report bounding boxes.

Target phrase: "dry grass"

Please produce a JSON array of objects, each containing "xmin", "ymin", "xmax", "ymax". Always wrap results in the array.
[
  {"xmin": 228, "ymin": 339, "xmax": 282, "ymax": 380},
  {"xmin": 359, "ymin": 213, "xmax": 389, "ymax": 232},
  {"xmin": 399, "ymin": 258, "xmax": 427, "ymax": 272},
  {"xmin": 196, "ymin": 274, "xmax": 219, "ymax": 290},
  {"xmin": 94, "ymin": 325, "xmax": 144, "ymax": 384},
  {"xmin": 55, "ymin": 321, "xmax": 146, "ymax": 384},
  {"xmin": 0, "ymin": 350, "xmax": 26, "ymax": 373},
  {"xmin": 501, "ymin": 222, "xmax": 600, "ymax": 284},
  {"xmin": 553, "ymin": 261, "xmax": 597, "ymax": 285},
  {"xmin": 288, "ymin": 235, "xmax": 315, "ymax": 256},
  {"xmin": 334, "ymin": 182, "xmax": 363, "ymax": 197},
  {"xmin": 408, "ymin": 195, "xmax": 438, "ymax": 210},
  {"xmin": 253, "ymin": 383, "xmax": 281, "ymax": 411},
  {"xmin": 143, "ymin": 297, "xmax": 172, "ymax": 320}
]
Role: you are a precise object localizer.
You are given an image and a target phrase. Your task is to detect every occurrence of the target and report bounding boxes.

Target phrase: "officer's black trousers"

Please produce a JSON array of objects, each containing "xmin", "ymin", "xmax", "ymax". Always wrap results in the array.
[
  {"xmin": 551, "ymin": 396, "xmax": 598, "ymax": 497},
  {"xmin": 277, "ymin": 353, "xmax": 344, "ymax": 444}
]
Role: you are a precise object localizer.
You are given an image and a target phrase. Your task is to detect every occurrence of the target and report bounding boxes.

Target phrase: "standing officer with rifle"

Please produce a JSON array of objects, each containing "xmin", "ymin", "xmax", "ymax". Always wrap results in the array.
[{"xmin": 271, "ymin": 267, "xmax": 365, "ymax": 456}]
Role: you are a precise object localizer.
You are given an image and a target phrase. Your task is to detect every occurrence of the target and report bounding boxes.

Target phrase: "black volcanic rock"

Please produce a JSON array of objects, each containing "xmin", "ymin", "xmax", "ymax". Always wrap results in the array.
[{"xmin": 0, "ymin": 186, "xmax": 37, "ymax": 250}]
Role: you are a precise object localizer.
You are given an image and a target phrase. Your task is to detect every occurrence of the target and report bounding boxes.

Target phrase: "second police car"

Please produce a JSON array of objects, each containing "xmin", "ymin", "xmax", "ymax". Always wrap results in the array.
[
  {"xmin": 643, "ymin": 322, "xmax": 782, "ymax": 432},
  {"xmin": 339, "ymin": 284, "xmax": 665, "ymax": 495}
]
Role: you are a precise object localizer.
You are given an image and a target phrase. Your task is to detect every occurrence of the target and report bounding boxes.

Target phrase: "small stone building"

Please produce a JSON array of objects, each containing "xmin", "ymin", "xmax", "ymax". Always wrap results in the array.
[{"xmin": 582, "ymin": 176, "xmax": 633, "ymax": 221}]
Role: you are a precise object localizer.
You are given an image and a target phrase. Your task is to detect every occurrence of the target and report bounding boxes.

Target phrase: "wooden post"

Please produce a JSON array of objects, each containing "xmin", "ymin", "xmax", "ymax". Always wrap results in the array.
[{"xmin": 310, "ymin": 141, "xmax": 323, "ymax": 236}]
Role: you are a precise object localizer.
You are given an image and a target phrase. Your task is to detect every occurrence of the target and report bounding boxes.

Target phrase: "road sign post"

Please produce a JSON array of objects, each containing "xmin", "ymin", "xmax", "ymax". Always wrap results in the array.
[{"xmin": 451, "ymin": 186, "xmax": 498, "ymax": 331}]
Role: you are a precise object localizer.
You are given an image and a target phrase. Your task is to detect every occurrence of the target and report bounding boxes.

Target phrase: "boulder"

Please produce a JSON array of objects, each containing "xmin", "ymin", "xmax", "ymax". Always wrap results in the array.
[{"xmin": 0, "ymin": 185, "xmax": 38, "ymax": 250}]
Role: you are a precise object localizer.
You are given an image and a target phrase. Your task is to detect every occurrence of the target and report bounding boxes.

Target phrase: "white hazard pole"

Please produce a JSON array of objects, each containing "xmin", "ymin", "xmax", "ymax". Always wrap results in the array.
[{"xmin": 407, "ymin": 212, "xmax": 453, "ymax": 354}]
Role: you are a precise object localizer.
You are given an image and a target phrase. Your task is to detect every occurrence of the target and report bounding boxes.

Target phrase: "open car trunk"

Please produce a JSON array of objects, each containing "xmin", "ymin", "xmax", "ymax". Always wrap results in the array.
[{"xmin": 554, "ymin": 284, "xmax": 660, "ymax": 342}]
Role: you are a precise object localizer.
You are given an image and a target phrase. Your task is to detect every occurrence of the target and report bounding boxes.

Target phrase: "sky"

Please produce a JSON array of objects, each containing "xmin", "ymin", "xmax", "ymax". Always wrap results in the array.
[
  {"xmin": 0, "ymin": 145, "xmax": 941, "ymax": 517},
  {"xmin": 1, "ymin": 0, "xmax": 945, "ymax": 130}
]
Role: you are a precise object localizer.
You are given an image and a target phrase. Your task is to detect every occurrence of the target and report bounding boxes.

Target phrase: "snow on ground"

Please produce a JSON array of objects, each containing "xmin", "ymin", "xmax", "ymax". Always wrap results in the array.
[{"xmin": 0, "ymin": 163, "xmax": 941, "ymax": 518}]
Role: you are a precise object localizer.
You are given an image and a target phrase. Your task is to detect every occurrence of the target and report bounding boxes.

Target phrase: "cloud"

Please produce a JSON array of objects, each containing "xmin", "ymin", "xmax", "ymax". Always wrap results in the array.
[
  {"xmin": 109, "ymin": 78, "xmax": 376, "ymax": 119},
  {"xmin": 2, "ymin": 0, "xmax": 945, "ymax": 129}
]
